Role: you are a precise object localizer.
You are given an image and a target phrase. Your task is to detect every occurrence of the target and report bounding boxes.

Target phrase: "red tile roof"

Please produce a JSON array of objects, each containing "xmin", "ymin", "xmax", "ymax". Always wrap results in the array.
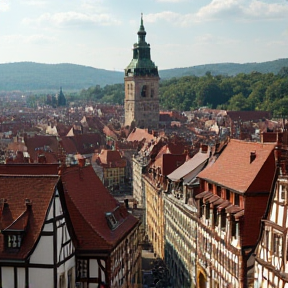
[
  {"xmin": 60, "ymin": 134, "xmax": 103, "ymax": 155},
  {"xmin": 60, "ymin": 165, "xmax": 138, "ymax": 252},
  {"xmin": 127, "ymin": 128, "xmax": 155, "ymax": 143},
  {"xmin": 24, "ymin": 135, "xmax": 59, "ymax": 162},
  {"xmin": 97, "ymin": 150, "xmax": 126, "ymax": 168},
  {"xmin": 0, "ymin": 163, "xmax": 59, "ymax": 175},
  {"xmin": 152, "ymin": 144, "xmax": 187, "ymax": 175},
  {"xmin": 227, "ymin": 111, "xmax": 271, "ymax": 122},
  {"xmin": 198, "ymin": 139, "xmax": 276, "ymax": 193},
  {"xmin": 0, "ymin": 165, "xmax": 59, "ymax": 260}
]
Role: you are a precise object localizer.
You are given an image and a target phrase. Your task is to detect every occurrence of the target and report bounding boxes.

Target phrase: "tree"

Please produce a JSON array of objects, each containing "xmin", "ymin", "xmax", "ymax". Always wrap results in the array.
[{"xmin": 227, "ymin": 93, "xmax": 250, "ymax": 111}]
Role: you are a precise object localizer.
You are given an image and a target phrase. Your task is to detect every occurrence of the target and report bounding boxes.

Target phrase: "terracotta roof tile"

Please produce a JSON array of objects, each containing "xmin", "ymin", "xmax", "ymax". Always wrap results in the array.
[
  {"xmin": 97, "ymin": 150, "xmax": 127, "ymax": 168},
  {"xmin": 25, "ymin": 135, "xmax": 59, "ymax": 162},
  {"xmin": 198, "ymin": 139, "xmax": 276, "ymax": 193},
  {"xmin": 61, "ymin": 165, "xmax": 138, "ymax": 251},
  {"xmin": 127, "ymin": 128, "xmax": 155, "ymax": 143},
  {"xmin": 0, "ymin": 165, "xmax": 59, "ymax": 260},
  {"xmin": 227, "ymin": 111, "xmax": 271, "ymax": 122}
]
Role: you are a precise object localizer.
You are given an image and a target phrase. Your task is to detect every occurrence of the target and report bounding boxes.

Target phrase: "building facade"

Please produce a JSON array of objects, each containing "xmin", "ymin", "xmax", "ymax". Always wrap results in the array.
[
  {"xmin": 124, "ymin": 14, "xmax": 159, "ymax": 129},
  {"xmin": 196, "ymin": 140, "xmax": 276, "ymax": 288},
  {"xmin": 61, "ymin": 165, "xmax": 142, "ymax": 288},
  {"xmin": 254, "ymin": 136, "xmax": 288, "ymax": 288},
  {"xmin": 0, "ymin": 164, "xmax": 75, "ymax": 288}
]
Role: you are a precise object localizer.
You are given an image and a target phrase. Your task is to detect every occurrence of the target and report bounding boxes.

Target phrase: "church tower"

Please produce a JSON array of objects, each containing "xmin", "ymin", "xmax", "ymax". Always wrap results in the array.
[{"xmin": 124, "ymin": 14, "xmax": 160, "ymax": 129}]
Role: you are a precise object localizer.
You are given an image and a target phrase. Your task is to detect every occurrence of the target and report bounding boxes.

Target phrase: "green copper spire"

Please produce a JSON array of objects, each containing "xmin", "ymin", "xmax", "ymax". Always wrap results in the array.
[
  {"xmin": 125, "ymin": 14, "xmax": 159, "ymax": 77},
  {"xmin": 138, "ymin": 13, "xmax": 146, "ymax": 43}
]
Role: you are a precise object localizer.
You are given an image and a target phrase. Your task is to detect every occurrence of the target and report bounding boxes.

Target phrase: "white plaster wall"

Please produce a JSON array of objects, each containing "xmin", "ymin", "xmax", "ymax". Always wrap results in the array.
[
  {"xmin": 17, "ymin": 267, "xmax": 25, "ymax": 287},
  {"xmin": 89, "ymin": 259, "xmax": 99, "ymax": 277},
  {"xmin": 30, "ymin": 235, "xmax": 53, "ymax": 264},
  {"xmin": 55, "ymin": 196, "xmax": 62, "ymax": 217},
  {"xmin": 47, "ymin": 201, "xmax": 54, "ymax": 221},
  {"xmin": 277, "ymin": 205, "xmax": 284, "ymax": 226},
  {"xmin": 271, "ymin": 203, "xmax": 277, "ymax": 223},
  {"xmin": 2, "ymin": 267, "xmax": 14, "ymax": 288},
  {"xmin": 29, "ymin": 267, "xmax": 53, "ymax": 288},
  {"xmin": 43, "ymin": 222, "xmax": 53, "ymax": 232},
  {"xmin": 58, "ymin": 255, "xmax": 75, "ymax": 274}
]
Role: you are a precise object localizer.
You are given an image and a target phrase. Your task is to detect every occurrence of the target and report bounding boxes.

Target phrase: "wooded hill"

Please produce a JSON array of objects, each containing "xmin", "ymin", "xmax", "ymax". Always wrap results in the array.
[
  {"xmin": 78, "ymin": 67, "xmax": 288, "ymax": 116},
  {"xmin": 0, "ymin": 59, "xmax": 288, "ymax": 92}
]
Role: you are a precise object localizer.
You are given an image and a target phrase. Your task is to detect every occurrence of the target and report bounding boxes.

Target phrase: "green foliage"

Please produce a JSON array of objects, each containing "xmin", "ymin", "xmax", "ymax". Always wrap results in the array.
[
  {"xmin": 159, "ymin": 59, "xmax": 288, "ymax": 79},
  {"xmin": 158, "ymin": 69, "xmax": 288, "ymax": 116},
  {"xmin": 80, "ymin": 83, "xmax": 125, "ymax": 105}
]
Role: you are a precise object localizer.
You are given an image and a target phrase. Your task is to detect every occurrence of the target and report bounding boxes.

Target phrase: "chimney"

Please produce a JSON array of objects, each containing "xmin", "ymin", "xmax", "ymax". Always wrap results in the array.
[
  {"xmin": 78, "ymin": 158, "xmax": 85, "ymax": 167},
  {"xmin": 201, "ymin": 144, "xmax": 208, "ymax": 153},
  {"xmin": 25, "ymin": 198, "xmax": 32, "ymax": 209},
  {"xmin": 250, "ymin": 151, "xmax": 256, "ymax": 163},
  {"xmin": 124, "ymin": 199, "xmax": 129, "ymax": 209}
]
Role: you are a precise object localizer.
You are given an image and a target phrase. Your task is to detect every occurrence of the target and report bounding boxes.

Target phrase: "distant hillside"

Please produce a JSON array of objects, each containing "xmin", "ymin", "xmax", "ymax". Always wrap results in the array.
[
  {"xmin": 0, "ymin": 59, "xmax": 287, "ymax": 93},
  {"xmin": 0, "ymin": 62, "xmax": 123, "ymax": 93},
  {"xmin": 160, "ymin": 58, "xmax": 288, "ymax": 79}
]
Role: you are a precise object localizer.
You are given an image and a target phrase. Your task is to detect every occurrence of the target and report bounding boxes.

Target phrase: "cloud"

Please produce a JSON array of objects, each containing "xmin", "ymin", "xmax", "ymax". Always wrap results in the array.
[
  {"xmin": 24, "ymin": 0, "xmax": 48, "ymax": 7},
  {"xmin": 156, "ymin": 0, "xmax": 188, "ymax": 2},
  {"xmin": 195, "ymin": 0, "xmax": 288, "ymax": 21},
  {"xmin": 146, "ymin": 0, "xmax": 288, "ymax": 27},
  {"xmin": 24, "ymin": 34, "xmax": 56, "ymax": 44},
  {"xmin": 0, "ymin": 0, "xmax": 9, "ymax": 12},
  {"xmin": 145, "ymin": 11, "xmax": 180, "ymax": 23},
  {"xmin": 195, "ymin": 0, "xmax": 242, "ymax": 21},
  {"xmin": 23, "ymin": 11, "xmax": 121, "ymax": 28},
  {"xmin": 243, "ymin": 1, "xmax": 288, "ymax": 20},
  {"xmin": 80, "ymin": 0, "xmax": 105, "ymax": 12},
  {"xmin": 2, "ymin": 34, "xmax": 56, "ymax": 45},
  {"xmin": 194, "ymin": 33, "xmax": 240, "ymax": 46}
]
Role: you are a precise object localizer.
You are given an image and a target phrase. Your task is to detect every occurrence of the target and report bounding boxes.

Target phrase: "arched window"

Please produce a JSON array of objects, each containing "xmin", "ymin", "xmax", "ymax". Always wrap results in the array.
[{"xmin": 141, "ymin": 85, "xmax": 147, "ymax": 97}]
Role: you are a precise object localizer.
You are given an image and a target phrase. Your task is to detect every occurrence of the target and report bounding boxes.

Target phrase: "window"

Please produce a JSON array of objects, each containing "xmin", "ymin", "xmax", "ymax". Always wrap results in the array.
[
  {"xmin": 106, "ymin": 212, "xmax": 118, "ymax": 230},
  {"xmin": 208, "ymin": 183, "xmax": 213, "ymax": 192},
  {"xmin": 234, "ymin": 193, "xmax": 240, "ymax": 206},
  {"xmin": 141, "ymin": 85, "xmax": 147, "ymax": 97},
  {"xmin": 281, "ymin": 185, "xmax": 287, "ymax": 203},
  {"xmin": 205, "ymin": 203, "xmax": 210, "ymax": 220},
  {"xmin": 68, "ymin": 269, "xmax": 73, "ymax": 288},
  {"xmin": 273, "ymin": 233, "xmax": 282, "ymax": 257},
  {"xmin": 59, "ymin": 274, "xmax": 65, "ymax": 288},
  {"xmin": 221, "ymin": 211, "xmax": 226, "ymax": 230},
  {"xmin": 77, "ymin": 259, "xmax": 88, "ymax": 279},
  {"xmin": 7, "ymin": 234, "xmax": 22, "ymax": 249},
  {"xmin": 231, "ymin": 218, "xmax": 238, "ymax": 238},
  {"xmin": 226, "ymin": 190, "xmax": 230, "ymax": 201},
  {"xmin": 265, "ymin": 230, "xmax": 269, "ymax": 249},
  {"xmin": 213, "ymin": 207, "xmax": 218, "ymax": 228},
  {"xmin": 216, "ymin": 186, "xmax": 221, "ymax": 197}
]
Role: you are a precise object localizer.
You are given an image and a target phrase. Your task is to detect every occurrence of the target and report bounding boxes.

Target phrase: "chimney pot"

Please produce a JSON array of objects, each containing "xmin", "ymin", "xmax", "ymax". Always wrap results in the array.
[{"xmin": 250, "ymin": 151, "xmax": 256, "ymax": 163}]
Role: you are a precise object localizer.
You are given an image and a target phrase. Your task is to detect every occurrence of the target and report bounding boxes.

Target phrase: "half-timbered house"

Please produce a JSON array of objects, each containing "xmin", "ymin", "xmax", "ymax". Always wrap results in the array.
[
  {"xmin": 60, "ymin": 164, "xmax": 141, "ymax": 288},
  {"xmin": 0, "ymin": 164, "xmax": 75, "ymax": 288},
  {"xmin": 254, "ymin": 134, "xmax": 288, "ymax": 288},
  {"xmin": 196, "ymin": 139, "xmax": 276, "ymax": 288}
]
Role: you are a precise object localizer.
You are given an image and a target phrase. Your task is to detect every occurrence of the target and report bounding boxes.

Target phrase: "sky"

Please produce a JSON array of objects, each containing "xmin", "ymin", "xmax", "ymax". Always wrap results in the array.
[{"xmin": 0, "ymin": 0, "xmax": 288, "ymax": 71}]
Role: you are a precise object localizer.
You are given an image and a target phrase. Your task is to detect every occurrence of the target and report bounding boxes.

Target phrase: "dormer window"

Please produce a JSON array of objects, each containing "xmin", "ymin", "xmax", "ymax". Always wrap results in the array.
[
  {"xmin": 105, "ymin": 212, "xmax": 118, "ymax": 230},
  {"xmin": 6, "ymin": 234, "xmax": 22, "ymax": 249},
  {"xmin": 1, "ymin": 199, "xmax": 31, "ymax": 251}
]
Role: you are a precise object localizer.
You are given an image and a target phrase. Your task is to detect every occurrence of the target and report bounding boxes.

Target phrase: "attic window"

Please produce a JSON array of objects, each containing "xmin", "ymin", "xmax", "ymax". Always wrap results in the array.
[
  {"xmin": 105, "ymin": 212, "xmax": 118, "ymax": 230},
  {"xmin": 6, "ymin": 234, "xmax": 22, "ymax": 249}
]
